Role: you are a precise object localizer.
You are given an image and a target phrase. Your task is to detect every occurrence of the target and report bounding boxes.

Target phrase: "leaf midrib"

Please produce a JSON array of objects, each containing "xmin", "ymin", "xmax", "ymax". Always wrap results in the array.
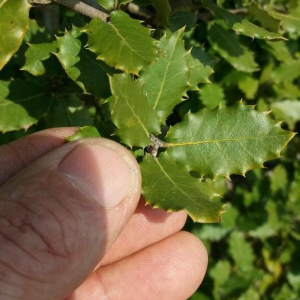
[{"xmin": 166, "ymin": 134, "xmax": 291, "ymax": 147}]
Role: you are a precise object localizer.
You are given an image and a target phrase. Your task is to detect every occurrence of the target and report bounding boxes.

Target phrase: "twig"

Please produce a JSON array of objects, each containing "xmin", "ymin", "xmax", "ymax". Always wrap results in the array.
[
  {"xmin": 29, "ymin": 0, "xmax": 109, "ymax": 21},
  {"xmin": 127, "ymin": 3, "xmax": 153, "ymax": 19},
  {"xmin": 147, "ymin": 134, "xmax": 167, "ymax": 157}
]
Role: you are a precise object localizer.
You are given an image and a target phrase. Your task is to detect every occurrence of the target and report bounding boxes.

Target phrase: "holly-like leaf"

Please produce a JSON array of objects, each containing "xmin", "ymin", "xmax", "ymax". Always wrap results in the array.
[
  {"xmin": 202, "ymin": 0, "xmax": 285, "ymax": 40},
  {"xmin": 0, "ymin": 98, "xmax": 36, "ymax": 133},
  {"xmin": 0, "ymin": 0, "xmax": 30, "ymax": 70},
  {"xmin": 208, "ymin": 23, "xmax": 259, "ymax": 73},
  {"xmin": 188, "ymin": 47, "xmax": 218, "ymax": 88},
  {"xmin": 165, "ymin": 102, "xmax": 295, "ymax": 178},
  {"xmin": 150, "ymin": 0, "xmax": 171, "ymax": 26},
  {"xmin": 56, "ymin": 28, "xmax": 113, "ymax": 98},
  {"xmin": 140, "ymin": 153, "xmax": 225, "ymax": 223},
  {"xmin": 272, "ymin": 100, "xmax": 300, "ymax": 130},
  {"xmin": 21, "ymin": 43, "xmax": 57, "ymax": 76},
  {"xmin": 138, "ymin": 29, "xmax": 190, "ymax": 120},
  {"xmin": 110, "ymin": 74, "xmax": 161, "ymax": 148},
  {"xmin": 66, "ymin": 126, "xmax": 101, "ymax": 142},
  {"xmin": 200, "ymin": 83, "xmax": 225, "ymax": 109},
  {"xmin": 84, "ymin": 11, "xmax": 160, "ymax": 75}
]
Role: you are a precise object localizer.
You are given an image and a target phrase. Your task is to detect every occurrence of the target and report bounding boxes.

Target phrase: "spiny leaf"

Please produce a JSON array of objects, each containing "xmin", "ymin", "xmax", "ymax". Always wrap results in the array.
[
  {"xmin": 208, "ymin": 23, "xmax": 258, "ymax": 73},
  {"xmin": 0, "ymin": 0, "xmax": 30, "ymax": 70},
  {"xmin": 165, "ymin": 102, "xmax": 295, "ymax": 179},
  {"xmin": 202, "ymin": 0, "xmax": 285, "ymax": 40},
  {"xmin": 110, "ymin": 74, "xmax": 161, "ymax": 148},
  {"xmin": 150, "ymin": 0, "xmax": 171, "ymax": 26},
  {"xmin": 0, "ymin": 98, "xmax": 36, "ymax": 133},
  {"xmin": 84, "ymin": 10, "xmax": 160, "ymax": 75},
  {"xmin": 140, "ymin": 153, "xmax": 225, "ymax": 223},
  {"xmin": 66, "ymin": 126, "xmax": 101, "ymax": 142},
  {"xmin": 56, "ymin": 27, "xmax": 113, "ymax": 98},
  {"xmin": 188, "ymin": 47, "xmax": 218, "ymax": 89},
  {"xmin": 21, "ymin": 43, "xmax": 57, "ymax": 76},
  {"xmin": 138, "ymin": 29, "xmax": 190, "ymax": 120}
]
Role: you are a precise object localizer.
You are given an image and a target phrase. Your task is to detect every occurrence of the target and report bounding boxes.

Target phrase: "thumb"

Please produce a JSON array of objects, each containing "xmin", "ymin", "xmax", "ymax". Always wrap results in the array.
[{"xmin": 0, "ymin": 138, "xmax": 141, "ymax": 300}]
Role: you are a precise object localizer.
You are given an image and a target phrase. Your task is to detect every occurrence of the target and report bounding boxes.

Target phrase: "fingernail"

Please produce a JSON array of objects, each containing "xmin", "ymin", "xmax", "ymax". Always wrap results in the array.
[{"xmin": 58, "ymin": 141, "xmax": 138, "ymax": 208}]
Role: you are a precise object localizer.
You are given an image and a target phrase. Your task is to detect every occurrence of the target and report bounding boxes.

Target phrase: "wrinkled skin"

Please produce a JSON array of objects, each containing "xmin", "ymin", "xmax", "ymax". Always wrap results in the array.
[{"xmin": 0, "ymin": 128, "xmax": 207, "ymax": 300}]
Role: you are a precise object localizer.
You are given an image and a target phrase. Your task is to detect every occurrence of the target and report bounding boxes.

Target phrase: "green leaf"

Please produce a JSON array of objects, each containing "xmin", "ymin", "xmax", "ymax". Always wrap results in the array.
[
  {"xmin": 66, "ymin": 126, "xmax": 101, "ymax": 142},
  {"xmin": 138, "ymin": 29, "xmax": 190, "ymax": 120},
  {"xmin": 3, "ymin": 79, "xmax": 52, "ymax": 119},
  {"xmin": 229, "ymin": 231, "xmax": 255, "ymax": 272},
  {"xmin": 188, "ymin": 47, "xmax": 218, "ymax": 88},
  {"xmin": 208, "ymin": 23, "xmax": 259, "ymax": 73},
  {"xmin": 166, "ymin": 102, "xmax": 295, "ymax": 178},
  {"xmin": 209, "ymin": 260, "xmax": 231, "ymax": 286},
  {"xmin": 238, "ymin": 76, "xmax": 259, "ymax": 99},
  {"xmin": 150, "ymin": 0, "xmax": 171, "ymax": 26},
  {"xmin": 272, "ymin": 100, "xmax": 300, "ymax": 130},
  {"xmin": 270, "ymin": 9, "xmax": 300, "ymax": 37},
  {"xmin": 0, "ymin": 98, "xmax": 36, "ymax": 133},
  {"xmin": 140, "ymin": 153, "xmax": 225, "ymax": 223},
  {"xmin": 46, "ymin": 94, "xmax": 93, "ymax": 128},
  {"xmin": 199, "ymin": 83, "xmax": 225, "ymax": 109},
  {"xmin": 248, "ymin": 5, "xmax": 279, "ymax": 32},
  {"xmin": 21, "ymin": 43, "xmax": 57, "ymax": 76},
  {"xmin": 270, "ymin": 164, "xmax": 288, "ymax": 194},
  {"xmin": 0, "ymin": 0, "xmax": 30, "ymax": 70},
  {"xmin": 264, "ymin": 41, "xmax": 294, "ymax": 64},
  {"xmin": 169, "ymin": 10, "xmax": 197, "ymax": 32},
  {"xmin": 193, "ymin": 225, "xmax": 229, "ymax": 241},
  {"xmin": 84, "ymin": 11, "xmax": 160, "ymax": 75},
  {"xmin": 56, "ymin": 27, "xmax": 113, "ymax": 98},
  {"xmin": 97, "ymin": 0, "xmax": 116, "ymax": 10},
  {"xmin": 271, "ymin": 60, "xmax": 300, "ymax": 83},
  {"xmin": 110, "ymin": 74, "xmax": 161, "ymax": 148},
  {"xmin": 202, "ymin": 0, "xmax": 285, "ymax": 40}
]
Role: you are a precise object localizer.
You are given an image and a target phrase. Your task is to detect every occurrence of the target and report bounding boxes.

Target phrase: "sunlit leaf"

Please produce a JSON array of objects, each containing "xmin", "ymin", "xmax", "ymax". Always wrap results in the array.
[
  {"xmin": 140, "ymin": 153, "xmax": 225, "ymax": 223},
  {"xmin": 0, "ymin": 0, "xmax": 30, "ymax": 70},
  {"xmin": 84, "ymin": 11, "xmax": 160, "ymax": 75},
  {"xmin": 166, "ymin": 102, "xmax": 295, "ymax": 178}
]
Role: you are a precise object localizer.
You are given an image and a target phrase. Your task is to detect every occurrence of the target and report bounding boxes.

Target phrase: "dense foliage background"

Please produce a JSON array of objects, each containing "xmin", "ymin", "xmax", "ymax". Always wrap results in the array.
[{"xmin": 0, "ymin": 0, "xmax": 299, "ymax": 299}]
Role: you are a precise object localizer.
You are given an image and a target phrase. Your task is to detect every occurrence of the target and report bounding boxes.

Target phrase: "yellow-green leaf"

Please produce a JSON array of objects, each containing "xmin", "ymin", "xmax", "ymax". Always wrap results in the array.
[{"xmin": 0, "ymin": 0, "xmax": 30, "ymax": 70}]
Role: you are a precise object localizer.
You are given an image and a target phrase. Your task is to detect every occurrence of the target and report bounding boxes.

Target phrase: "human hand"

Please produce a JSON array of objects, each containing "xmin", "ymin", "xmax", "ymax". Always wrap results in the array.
[{"xmin": 0, "ymin": 128, "xmax": 207, "ymax": 300}]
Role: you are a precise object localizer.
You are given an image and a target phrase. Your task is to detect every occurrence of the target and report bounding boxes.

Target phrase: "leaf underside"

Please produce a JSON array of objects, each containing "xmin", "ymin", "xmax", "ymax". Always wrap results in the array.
[
  {"xmin": 84, "ymin": 11, "xmax": 160, "ymax": 75},
  {"xmin": 166, "ymin": 102, "xmax": 295, "ymax": 179},
  {"xmin": 141, "ymin": 153, "xmax": 225, "ymax": 223}
]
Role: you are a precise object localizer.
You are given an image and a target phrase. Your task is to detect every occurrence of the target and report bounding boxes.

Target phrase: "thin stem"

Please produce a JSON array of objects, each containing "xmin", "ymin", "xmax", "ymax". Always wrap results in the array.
[
  {"xmin": 127, "ymin": 3, "xmax": 153, "ymax": 19},
  {"xmin": 29, "ymin": 0, "xmax": 109, "ymax": 21},
  {"xmin": 53, "ymin": 0, "xmax": 108, "ymax": 20}
]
